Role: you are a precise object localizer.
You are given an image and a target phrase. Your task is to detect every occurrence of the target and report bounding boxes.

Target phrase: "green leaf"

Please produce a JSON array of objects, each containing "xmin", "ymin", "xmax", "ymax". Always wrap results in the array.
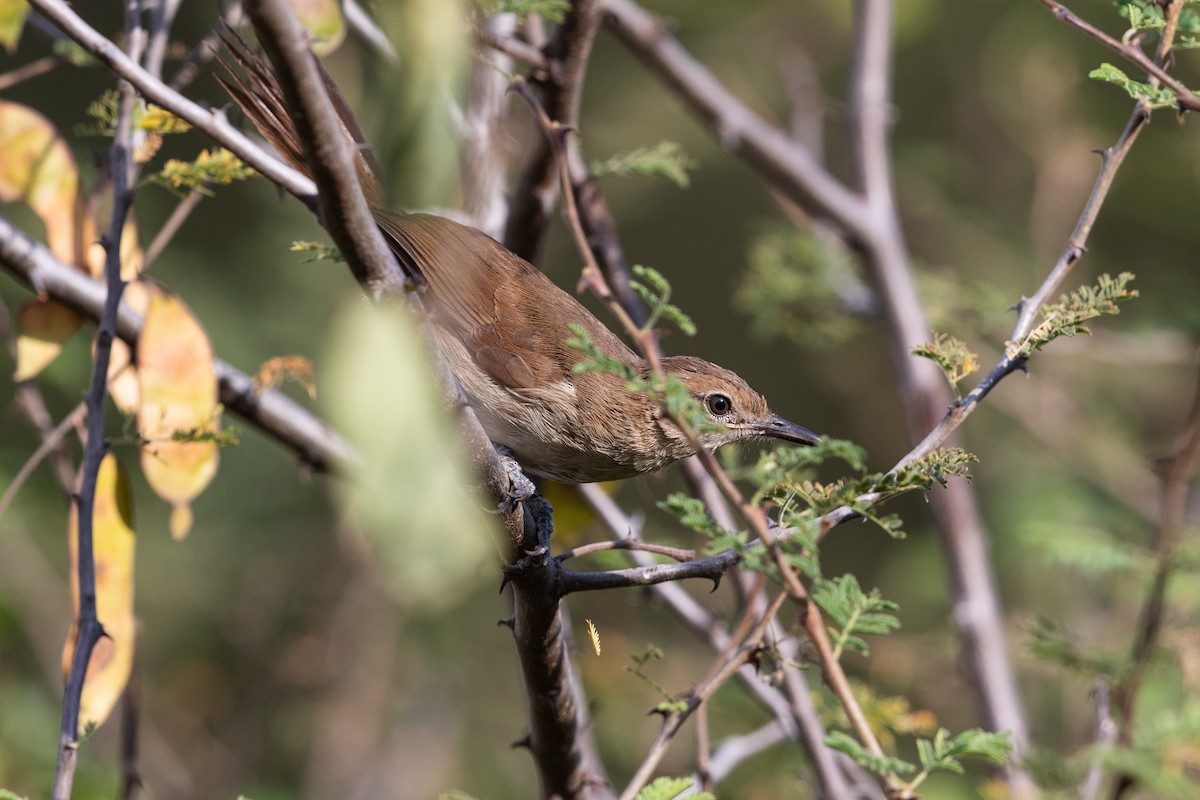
[
  {"xmin": 477, "ymin": 0, "xmax": 568, "ymax": 22},
  {"xmin": 591, "ymin": 141, "xmax": 697, "ymax": 188},
  {"xmin": 634, "ymin": 776, "xmax": 713, "ymax": 800},
  {"xmin": 1088, "ymin": 63, "xmax": 1177, "ymax": 109},
  {"xmin": 912, "ymin": 332, "xmax": 980, "ymax": 397},
  {"xmin": 736, "ymin": 224, "xmax": 867, "ymax": 348},
  {"xmin": 290, "ymin": 240, "xmax": 344, "ymax": 264},
  {"xmin": 1026, "ymin": 617, "xmax": 1123, "ymax": 676},
  {"xmin": 1009, "ymin": 273, "xmax": 1138, "ymax": 358},
  {"xmin": 630, "ymin": 264, "xmax": 697, "ymax": 336},
  {"xmin": 824, "ymin": 731, "xmax": 918, "ymax": 777},
  {"xmin": 153, "ymin": 149, "xmax": 256, "ymax": 196},
  {"xmin": 1019, "ymin": 522, "xmax": 1150, "ymax": 576},
  {"xmin": 659, "ymin": 494, "xmax": 730, "ymax": 540},
  {"xmin": 813, "ymin": 574, "xmax": 900, "ymax": 659}
]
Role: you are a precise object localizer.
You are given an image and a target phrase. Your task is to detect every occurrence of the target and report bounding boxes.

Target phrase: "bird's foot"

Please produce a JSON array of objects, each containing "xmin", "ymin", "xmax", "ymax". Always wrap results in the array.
[{"xmin": 489, "ymin": 448, "xmax": 536, "ymax": 515}]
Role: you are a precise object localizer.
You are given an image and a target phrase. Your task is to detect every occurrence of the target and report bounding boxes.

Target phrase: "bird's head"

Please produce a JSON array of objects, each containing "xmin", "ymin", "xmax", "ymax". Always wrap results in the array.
[{"xmin": 656, "ymin": 356, "xmax": 820, "ymax": 454}]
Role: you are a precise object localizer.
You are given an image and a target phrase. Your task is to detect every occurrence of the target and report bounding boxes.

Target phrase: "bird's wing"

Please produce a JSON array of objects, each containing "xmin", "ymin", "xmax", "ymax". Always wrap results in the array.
[{"xmin": 375, "ymin": 212, "xmax": 595, "ymax": 390}]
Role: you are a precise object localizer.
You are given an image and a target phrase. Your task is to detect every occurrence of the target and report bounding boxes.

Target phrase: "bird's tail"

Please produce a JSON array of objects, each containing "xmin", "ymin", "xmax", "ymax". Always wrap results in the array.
[{"xmin": 216, "ymin": 29, "xmax": 387, "ymax": 208}]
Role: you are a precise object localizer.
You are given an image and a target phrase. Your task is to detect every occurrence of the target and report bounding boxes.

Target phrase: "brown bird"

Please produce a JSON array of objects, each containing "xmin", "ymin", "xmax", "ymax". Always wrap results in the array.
[{"xmin": 220, "ymin": 38, "xmax": 819, "ymax": 485}]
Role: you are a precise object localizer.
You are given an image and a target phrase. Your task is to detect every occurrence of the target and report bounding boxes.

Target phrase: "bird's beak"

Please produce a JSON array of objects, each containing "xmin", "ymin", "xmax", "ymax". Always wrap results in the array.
[{"xmin": 752, "ymin": 415, "xmax": 821, "ymax": 446}]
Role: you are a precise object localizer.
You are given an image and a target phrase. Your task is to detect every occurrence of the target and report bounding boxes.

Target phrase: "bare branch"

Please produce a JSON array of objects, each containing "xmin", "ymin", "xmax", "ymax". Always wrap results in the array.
[
  {"xmin": 52, "ymin": 5, "xmax": 143, "ymax": 794},
  {"xmin": 560, "ymin": 549, "xmax": 739, "ymax": 594}
]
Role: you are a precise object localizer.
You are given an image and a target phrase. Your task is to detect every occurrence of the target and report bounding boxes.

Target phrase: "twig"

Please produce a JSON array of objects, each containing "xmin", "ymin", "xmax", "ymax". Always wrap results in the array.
[
  {"xmin": 575, "ymin": 484, "xmax": 878, "ymax": 798},
  {"xmin": 0, "ymin": 401, "xmax": 87, "ymax": 528},
  {"xmin": 1080, "ymin": 678, "xmax": 1118, "ymax": 800},
  {"xmin": 1110, "ymin": 360, "xmax": 1200, "ymax": 800},
  {"xmin": 27, "ymin": 0, "xmax": 319, "ymax": 203},
  {"xmin": 461, "ymin": 13, "xmax": 518, "ymax": 238},
  {"xmin": 557, "ymin": 538, "xmax": 695, "ymax": 563},
  {"xmin": 476, "ymin": 26, "xmax": 552, "ymax": 75},
  {"xmin": 51, "ymin": 5, "xmax": 142, "ymax": 796},
  {"xmin": 504, "ymin": 0, "xmax": 604, "ymax": 260},
  {"xmin": 0, "ymin": 54, "xmax": 62, "ymax": 91},
  {"xmin": 1035, "ymin": 0, "xmax": 1200, "ymax": 113},
  {"xmin": 343, "ymin": 0, "xmax": 397, "ymax": 62},
  {"xmin": 560, "ymin": 549, "xmax": 739, "ymax": 593},
  {"xmin": 141, "ymin": 189, "xmax": 205, "ymax": 271},
  {"xmin": 618, "ymin": 591, "xmax": 787, "ymax": 800},
  {"xmin": 144, "ymin": 0, "xmax": 182, "ymax": 80}
]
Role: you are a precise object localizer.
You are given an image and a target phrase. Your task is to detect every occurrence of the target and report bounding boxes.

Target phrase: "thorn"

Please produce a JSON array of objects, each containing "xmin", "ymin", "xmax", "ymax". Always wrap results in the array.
[
  {"xmin": 497, "ymin": 616, "xmax": 515, "ymax": 629},
  {"xmin": 510, "ymin": 734, "xmax": 533, "ymax": 751},
  {"xmin": 707, "ymin": 576, "xmax": 722, "ymax": 593}
]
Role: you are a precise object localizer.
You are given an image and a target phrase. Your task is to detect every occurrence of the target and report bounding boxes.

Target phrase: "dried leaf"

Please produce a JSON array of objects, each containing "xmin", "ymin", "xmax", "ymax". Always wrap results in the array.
[
  {"xmin": 62, "ymin": 454, "xmax": 136, "ymax": 736},
  {"xmin": 0, "ymin": 101, "xmax": 81, "ymax": 264},
  {"xmin": 13, "ymin": 298, "xmax": 82, "ymax": 380},
  {"xmin": 137, "ymin": 285, "xmax": 218, "ymax": 539},
  {"xmin": 253, "ymin": 355, "xmax": 316, "ymax": 399}
]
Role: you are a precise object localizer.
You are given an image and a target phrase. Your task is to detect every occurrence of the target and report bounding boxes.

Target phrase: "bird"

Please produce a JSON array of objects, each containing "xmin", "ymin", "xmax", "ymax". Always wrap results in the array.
[{"xmin": 219, "ymin": 35, "xmax": 819, "ymax": 485}]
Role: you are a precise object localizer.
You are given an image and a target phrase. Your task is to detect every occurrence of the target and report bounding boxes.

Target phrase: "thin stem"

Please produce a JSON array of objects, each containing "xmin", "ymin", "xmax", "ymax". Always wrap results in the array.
[{"xmin": 51, "ymin": 5, "xmax": 142, "ymax": 796}]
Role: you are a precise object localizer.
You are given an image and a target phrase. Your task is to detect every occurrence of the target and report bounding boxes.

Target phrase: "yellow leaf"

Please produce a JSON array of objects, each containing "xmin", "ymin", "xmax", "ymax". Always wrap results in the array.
[
  {"xmin": 13, "ymin": 298, "xmax": 82, "ymax": 380},
  {"xmin": 0, "ymin": 0, "xmax": 29, "ymax": 53},
  {"xmin": 62, "ymin": 453, "xmax": 136, "ymax": 736},
  {"xmin": 0, "ymin": 101, "xmax": 82, "ymax": 264},
  {"xmin": 290, "ymin": 0, "xmax": 345, "ymax": 56},
  {"xmin": 137, "ymin": 284, "xmax": 218, "ymax": 539}
]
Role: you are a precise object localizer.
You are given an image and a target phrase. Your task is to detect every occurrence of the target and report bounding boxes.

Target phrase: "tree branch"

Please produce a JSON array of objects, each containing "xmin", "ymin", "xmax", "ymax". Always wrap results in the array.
[
  {"xmin": 1035, "ymin": 0, "xmax": 1200, "ymax": 113},
  {"xmin": 52, "ymin": 5, "xmax": 142, "ymax": 795},
  {"xmin": 0, "ymin": 213, "xmax": 357, "ymax": 472},
  {"xmin": 560, "ymin": 549, "xmax": 739, "ymax": 594}
]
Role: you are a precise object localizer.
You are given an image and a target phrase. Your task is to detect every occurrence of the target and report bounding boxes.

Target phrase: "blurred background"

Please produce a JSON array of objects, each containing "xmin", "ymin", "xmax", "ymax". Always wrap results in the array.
[{"xmin": 1, "ymin": 0, "xmax": 1198, "ymax": 797}]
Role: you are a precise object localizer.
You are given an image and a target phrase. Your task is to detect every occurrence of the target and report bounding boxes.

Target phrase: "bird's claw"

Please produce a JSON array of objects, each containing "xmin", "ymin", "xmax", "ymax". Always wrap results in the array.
[{"xmin": 487, "ymin": 449, "xmax": 536, "ymax": 515}]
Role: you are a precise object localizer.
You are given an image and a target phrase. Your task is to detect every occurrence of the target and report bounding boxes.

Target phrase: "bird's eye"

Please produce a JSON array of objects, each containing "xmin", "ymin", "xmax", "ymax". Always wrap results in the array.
[{"xmin": 705, "ymin": 393, "xmax": 733, "ymax": 417}]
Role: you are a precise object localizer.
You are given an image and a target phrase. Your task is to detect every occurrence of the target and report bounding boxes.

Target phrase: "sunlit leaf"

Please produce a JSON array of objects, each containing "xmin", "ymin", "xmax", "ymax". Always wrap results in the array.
[
  {"xmin": 62, "ymin": 454, "xmax": 136, "ymax": 736},
  {"xmin": 0, "ymin": 100, "xmax": 82, "ymax": 264},
  {"xmin": 13, "ymin": 298, "xmax": 81, "ymax": 380},
  {"xmin": 325, "ymin": 301, "xmax": 491, "ymax": 611},
  {"xmin": 137, "ymin": 284, "xmax": 219, "ymax": 539}
]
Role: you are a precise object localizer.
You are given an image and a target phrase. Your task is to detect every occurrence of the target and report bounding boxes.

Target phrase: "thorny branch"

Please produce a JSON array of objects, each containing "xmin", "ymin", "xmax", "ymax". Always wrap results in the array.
[{"xmin": 51, "ymin": 4, "xmax": 142, "ymax": 797}]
